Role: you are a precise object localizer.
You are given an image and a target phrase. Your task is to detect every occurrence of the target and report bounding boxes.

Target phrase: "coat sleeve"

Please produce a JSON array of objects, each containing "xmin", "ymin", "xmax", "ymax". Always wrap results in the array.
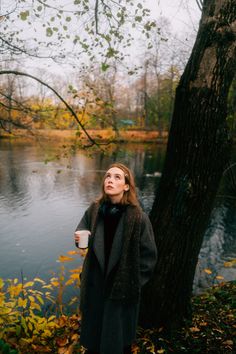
[
  {"xmin": 75, "ymin": 204, "xmax": 93, "ymax": 248},
  {"xmin": 139, "ymin": 212, "xmax": 157, "ymax": 287},
  {"xmin": 75, "ymin": 208, "xmax": 91, "ymax": 231}
]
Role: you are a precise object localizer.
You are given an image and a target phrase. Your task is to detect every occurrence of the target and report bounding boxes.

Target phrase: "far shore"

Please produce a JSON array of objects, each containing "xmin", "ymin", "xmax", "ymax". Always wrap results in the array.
[{"xmin": 0, "ymin": 128, "xmax": 169, "ymax": 143}]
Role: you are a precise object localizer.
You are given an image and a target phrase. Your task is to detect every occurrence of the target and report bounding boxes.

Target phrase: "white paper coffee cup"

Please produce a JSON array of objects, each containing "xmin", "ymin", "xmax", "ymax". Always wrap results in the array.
[{"xmin": 75, "ymin": 230, "xmax": 90, "ymax": 249}]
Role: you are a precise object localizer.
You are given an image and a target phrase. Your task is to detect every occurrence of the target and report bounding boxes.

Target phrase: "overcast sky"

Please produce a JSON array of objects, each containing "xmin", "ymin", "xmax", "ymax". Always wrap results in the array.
[{"xmin": 147, "ymin": 0, "xmax": 201, "ymax": 32}]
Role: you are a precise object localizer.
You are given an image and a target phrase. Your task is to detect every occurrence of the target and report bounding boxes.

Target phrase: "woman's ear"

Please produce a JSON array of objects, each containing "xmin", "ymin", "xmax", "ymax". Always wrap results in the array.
[{"xmin": 125, "ymin": 185, "xmax": 129, "ymax": 191}]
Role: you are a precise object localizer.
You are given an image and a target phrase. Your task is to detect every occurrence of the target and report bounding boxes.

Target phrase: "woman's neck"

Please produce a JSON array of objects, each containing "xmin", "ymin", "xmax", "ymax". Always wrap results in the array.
[{"xmin": 107, "ymin": 196, "xmax": 122, "ymax": 204}]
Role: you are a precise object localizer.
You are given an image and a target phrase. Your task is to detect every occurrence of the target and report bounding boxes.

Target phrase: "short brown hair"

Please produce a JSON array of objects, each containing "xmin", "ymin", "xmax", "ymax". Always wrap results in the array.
[{"xmin": 98, "ymin": 163, "xmax": 140, "ymax": 206}]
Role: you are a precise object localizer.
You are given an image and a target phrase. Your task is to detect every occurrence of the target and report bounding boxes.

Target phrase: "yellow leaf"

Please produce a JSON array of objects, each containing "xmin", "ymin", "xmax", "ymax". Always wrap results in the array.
[
  {"xmin": 29, "ymin": 295, "xmax": 35, "ymax": 302},
  {"xmin": 42, "ymin": 329, "xmax": 53, "ymax": 338},
  {"xmin": 48, "ymin": 315, "xmax": 56, "ymax": 322},
  {"xmin": 31, "ymin": 302, "xmax": 41, "ymax": 311},
  {"xmin": 215, "ymin": 275, "xmax": 224, "ymax": 280},
  {"xmin": 51, "ymin": 281, "xmax": 60, "ymax": 287},
  {"xmin": 157, "ymin": 349, "xmax": 165, "ymax": 354},
  {"xmin": 0, "ymin": 278, "xmax": 4, "ymax": 289},
  {"xmin": 14, "ymin": 278, "xmax": 18, "ymax": 284},
  {"xmin": 20, "ymin": 338, "xmax": 34, "ymax": 345},
  {"xmin": 65, "ymin": 279, "xmax": 75, "ymax": 286},
  {"xmin": 18, "ymin": 297, "xmax": 28, "ymax": 308},
  {"xmin": 36, "ymin": 295, "xmax": 44, "ymax": 305},
  {"xmin": 1, "ymin": 307, "xmax": 12, "ymax": 314},
  {"xmin": 8, "ymin": 284, "xmax": 23, "ymax": 297},
  {"xmin": 24, "ymin": 281, "xmax": 35, "ymax": 287},
  {"xmin": 34, "ymin": 278, "xmax": 45, "ymax": 284},
  {"xmin": 58, "ymin": 255, "xmax": 74, "ymax": 262},
  {"xmin": 224, "ymin": 260, "xmax": 236, "ymax": 267},
  {"xmin": 204, "ymin": 268, "xmax": 212, "ymax": 274},
  {"xmin": 43, "ymin": 285, "xmax": 53, "ymax": 289}
]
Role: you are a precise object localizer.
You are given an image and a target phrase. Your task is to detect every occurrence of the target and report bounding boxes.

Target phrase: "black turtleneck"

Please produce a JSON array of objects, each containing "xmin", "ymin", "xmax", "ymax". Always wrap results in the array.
[{"xmin": 99, "ymin": 202, "xmax": 125, "ymax": 273}]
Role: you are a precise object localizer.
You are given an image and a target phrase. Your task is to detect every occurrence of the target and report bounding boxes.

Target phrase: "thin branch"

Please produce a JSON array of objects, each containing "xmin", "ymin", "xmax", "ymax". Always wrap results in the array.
[
  {"xmin": 0, "ymin": 36, "xmax": 58, "ymax": 59},
  {"xmin": 196, "ymin": 0, "xmax": 203, "ymax": 11},
  {"xmin": 0, "ymin": 91, "xmax": 67, "ymax": 115},
  {"xmin": 95, "ymin": 0, "xmax": 100, "ymax": 35},
  {"xmin": 0, "ymin": 0, "xmax": 18, "ymax": 17},
  {"xmin": 36, "ymin": 0, "xmax": 82, "ymax": 14},
  {"xmin": 0, "ymin": 117, "xmax": 32, "ymax": 131}
]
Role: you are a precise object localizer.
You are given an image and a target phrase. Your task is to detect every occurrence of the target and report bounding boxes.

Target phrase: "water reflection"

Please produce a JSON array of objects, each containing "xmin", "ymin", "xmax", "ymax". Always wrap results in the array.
[{"xmin": 0, "ymin": 139, "xmax": 235, "ymax": 294}]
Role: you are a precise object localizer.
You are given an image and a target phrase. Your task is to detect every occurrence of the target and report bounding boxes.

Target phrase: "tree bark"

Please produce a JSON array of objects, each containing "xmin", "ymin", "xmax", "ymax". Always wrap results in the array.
[{"xmin": 140, "ymin": 0, "xmax": 236, "ymax": 329}]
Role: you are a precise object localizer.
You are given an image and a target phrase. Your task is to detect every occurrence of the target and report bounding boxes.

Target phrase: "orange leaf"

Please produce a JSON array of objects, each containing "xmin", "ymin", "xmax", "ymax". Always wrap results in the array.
[
  {"xmin": 71, "ymin": 333, "xmax": 79, "ymax": 341},
  {"xmin": 70, "ymin": 274, "xmax": 80, "ymax": 280},
  {"xmin": 57, "ymin": 315, "xmax": 68, "ymax": 327},
  {"xmin": 69, "ymin": 268, "xmax": 81, "ymax": 273},
  {"xmin": 58, "ymin": 255, "xmax": 74, "ymax": 262},
  {"xmin": 67, "ymin": 250, "xmax": 78, "ymax": 255},
  {"xmin": 199, "ymin": 322, "xmax": 208, "ymax": 326},
  {"xmin": 204, "ymin": 268, "xmax": 212, "ymax": 274},
  {"xmin": 190, "ymin": 326, "xmax": 200, "ymax": 332},
  {"xmin": 56, "ymin": 336, "xmax": 68, "ymax": 347}
]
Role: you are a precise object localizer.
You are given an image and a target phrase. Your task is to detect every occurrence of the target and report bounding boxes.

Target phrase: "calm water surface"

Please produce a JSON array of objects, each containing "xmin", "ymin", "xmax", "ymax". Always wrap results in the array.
[{"xmin": 0, "ymin": 139, "xmax": 235, "ymax": 294}]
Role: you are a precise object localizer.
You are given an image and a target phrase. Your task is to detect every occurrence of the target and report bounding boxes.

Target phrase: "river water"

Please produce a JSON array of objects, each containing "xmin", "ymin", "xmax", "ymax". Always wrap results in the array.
[{"xmin": 0, "ymin": 139, "xmax": 235, "ymax": 295}]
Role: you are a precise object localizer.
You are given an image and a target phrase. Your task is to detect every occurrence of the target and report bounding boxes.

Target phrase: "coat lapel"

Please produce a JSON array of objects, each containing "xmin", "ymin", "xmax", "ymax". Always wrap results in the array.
[
  {"xmin": 106, "ymin": 213, "xmax": 124, "ymax": 277},
  {"xmin": 93, "ymin": 218, "xmax": 105, "ymax": 273}
]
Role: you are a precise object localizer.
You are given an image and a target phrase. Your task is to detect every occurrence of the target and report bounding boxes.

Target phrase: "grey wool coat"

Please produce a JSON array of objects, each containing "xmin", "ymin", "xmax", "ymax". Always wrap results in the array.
[{"xmin": 76, "ymin": 202, "xmax": 157, "ymax": 354}]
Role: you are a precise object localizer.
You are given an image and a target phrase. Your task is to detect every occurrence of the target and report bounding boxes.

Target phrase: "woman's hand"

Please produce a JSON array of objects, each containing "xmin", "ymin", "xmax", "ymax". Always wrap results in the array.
[{"xmin": 74, "ymin": 231, "xmax": 80, "ymax": 245}]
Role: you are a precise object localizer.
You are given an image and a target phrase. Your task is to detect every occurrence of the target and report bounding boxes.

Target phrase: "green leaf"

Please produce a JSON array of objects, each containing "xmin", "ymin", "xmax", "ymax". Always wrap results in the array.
[
  {"xmin": 46, "ymin": 27, "xmax": 53, "ymax": 37},
  {"xmin": 135, "ymin": 16, "xmax": 142, "ymax": 22},
  {"xmin": 20, "ymin": 11, "xmax": 29, "ymax": 21},
  {"xmin": 101, "ymin": 62, "xmax": 110, "ymax": 71}
]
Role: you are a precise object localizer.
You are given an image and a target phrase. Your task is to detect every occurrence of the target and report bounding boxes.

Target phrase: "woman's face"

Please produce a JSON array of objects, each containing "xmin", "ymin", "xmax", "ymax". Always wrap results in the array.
[{"xmin": 103, "ymin": 167, "xmax": 129, "ymax": 203}]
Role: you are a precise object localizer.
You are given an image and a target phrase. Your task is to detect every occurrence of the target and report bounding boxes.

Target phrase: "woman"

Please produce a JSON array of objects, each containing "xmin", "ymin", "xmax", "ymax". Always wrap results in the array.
[{"xmin": 74, "ymin": 163, "xmax": 157, "ymax": 354}]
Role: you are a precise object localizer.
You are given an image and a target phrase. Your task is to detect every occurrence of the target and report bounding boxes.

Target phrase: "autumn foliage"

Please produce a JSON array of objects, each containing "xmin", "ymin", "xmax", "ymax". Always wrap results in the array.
[{"xmin": 0, "ymin": 250, "xmax": 235, "ymax": 353}]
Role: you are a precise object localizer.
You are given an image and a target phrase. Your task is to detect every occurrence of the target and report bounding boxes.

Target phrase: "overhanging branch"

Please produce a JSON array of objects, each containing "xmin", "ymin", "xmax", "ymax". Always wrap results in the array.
[{"xmin": 0, "ymin": 70, "xmax": 101, "ymax": 147}]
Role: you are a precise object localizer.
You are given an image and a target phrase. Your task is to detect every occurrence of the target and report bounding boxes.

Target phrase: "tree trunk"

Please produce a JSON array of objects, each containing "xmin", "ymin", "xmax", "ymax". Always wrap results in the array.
[{"xmin": 140, "ymin": 0, "xmax": 236, "ymax": 329}]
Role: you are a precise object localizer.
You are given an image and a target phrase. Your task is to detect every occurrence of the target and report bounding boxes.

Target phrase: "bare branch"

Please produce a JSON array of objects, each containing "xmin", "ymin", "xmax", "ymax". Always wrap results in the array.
[
  {"xmin": 0, "ymin": 36, "xmax": 59, "ymax": 59},
  {"xmin": 95, "ymin": 0, "xmax": 101, "ymax": 35},
  {"xmin": 196, "ymin": 0, "xmax": 203, "ymax": 11},
  {"xmin": 36, "ymin": 0, "xmax": 77, "ymax": 13},
  {"xmin": 0, "ymin": 117, "xmax": 32, "ymax": 132},
  {"xmin": 0, "ymin": 0, "xmax": 18, "ymax": 17}
]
